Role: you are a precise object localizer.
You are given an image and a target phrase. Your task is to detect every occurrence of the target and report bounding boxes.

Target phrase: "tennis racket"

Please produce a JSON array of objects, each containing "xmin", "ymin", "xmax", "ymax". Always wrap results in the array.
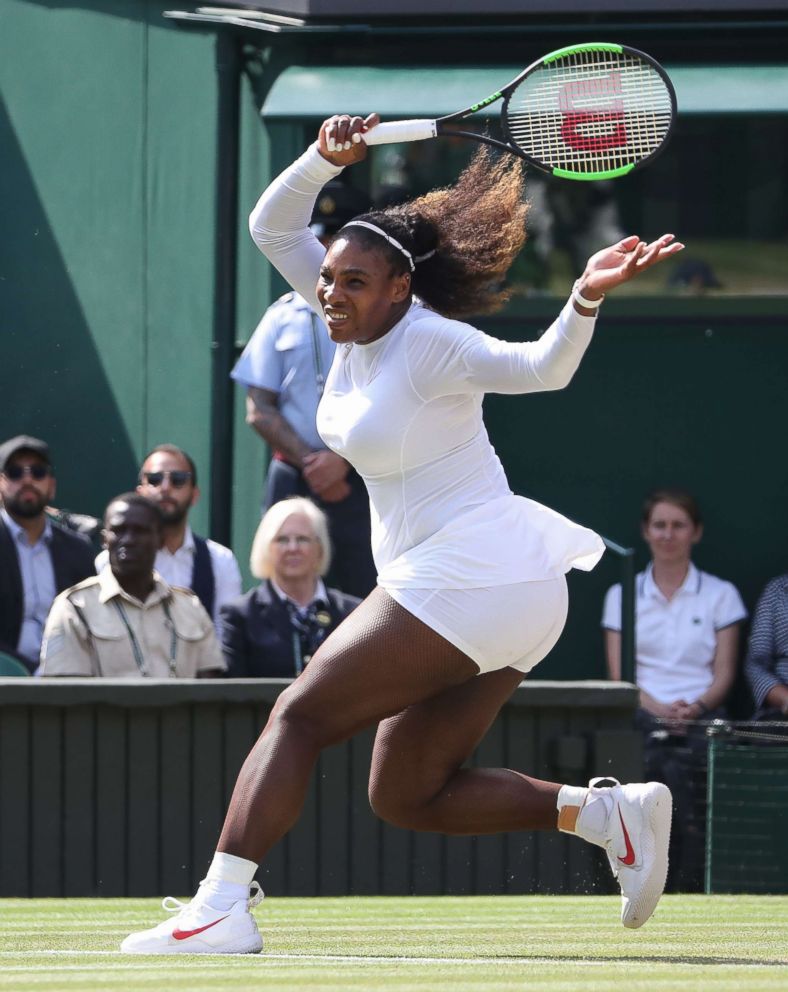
[{"xmin": 363, "ymin": 42, "xmax": 676, "ymax": 181}]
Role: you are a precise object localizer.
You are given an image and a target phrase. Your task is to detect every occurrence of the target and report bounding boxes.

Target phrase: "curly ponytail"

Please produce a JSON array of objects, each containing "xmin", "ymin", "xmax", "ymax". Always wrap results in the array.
[{"xmin": 343, "ymin": 148, "xmax": 527, "ymax": 319}]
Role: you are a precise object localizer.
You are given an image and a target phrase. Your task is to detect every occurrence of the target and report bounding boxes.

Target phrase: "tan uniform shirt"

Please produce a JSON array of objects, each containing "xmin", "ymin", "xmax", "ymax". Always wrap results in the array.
[{"xmin": 39, "ymin": 569, "xmax": 225, "ymax": 678}]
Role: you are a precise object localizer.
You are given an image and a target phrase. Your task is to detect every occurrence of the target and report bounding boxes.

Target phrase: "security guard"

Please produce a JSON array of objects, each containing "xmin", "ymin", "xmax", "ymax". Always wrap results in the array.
[{"xmin": 232, "ymin": 181, "xmax": 376, "ymax": 599}]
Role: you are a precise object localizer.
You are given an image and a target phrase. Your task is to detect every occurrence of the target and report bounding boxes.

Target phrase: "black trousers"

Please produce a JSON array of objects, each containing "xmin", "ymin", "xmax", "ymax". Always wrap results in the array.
[
  {"xmin": 635, "ymin": 708, "xmax": 718, "ymax": 893},
  {"xmin": 264, "ymin": 459, "xmax": 377, "ymax": 599}
]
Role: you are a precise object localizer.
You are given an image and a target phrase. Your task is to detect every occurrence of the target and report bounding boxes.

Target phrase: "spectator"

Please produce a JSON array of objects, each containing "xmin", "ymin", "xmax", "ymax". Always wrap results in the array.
[
  {"xmin": 95, "ymin": 444, "xmax": 242, "ymax": 633},
  {"xmin": 745, "ymin": 574, "xmax": 788, "ymax": 721},
  {"xmin": 602, "ymin": 487, "xmax": 747, "ymax": 889},
  {"xmin": 221, "ymin": 498, "xmax": 360, "ymax": 677},
  {"xmin": 40, "ymin": 493, "xmax": 224, "ymax": 678},
  {"xmin": 0, "ymin": 435, "xmax": 95, "ymax": 673},
  {"xmin": 232, "ymin": 180, "xmax": 377, "ymax": 599}
]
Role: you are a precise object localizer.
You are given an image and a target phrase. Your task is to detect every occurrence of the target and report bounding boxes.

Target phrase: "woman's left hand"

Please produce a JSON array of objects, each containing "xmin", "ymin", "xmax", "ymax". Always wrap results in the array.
[{"xmin": 576, "ymin": 234, "xmax": 684, "ymax": 302}]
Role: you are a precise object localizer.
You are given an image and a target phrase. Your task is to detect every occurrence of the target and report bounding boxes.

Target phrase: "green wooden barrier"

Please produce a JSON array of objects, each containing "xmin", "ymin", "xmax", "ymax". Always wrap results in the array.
[{"xmin": 0, "ymin": 679, "xmax": 640, "ymax": 898}]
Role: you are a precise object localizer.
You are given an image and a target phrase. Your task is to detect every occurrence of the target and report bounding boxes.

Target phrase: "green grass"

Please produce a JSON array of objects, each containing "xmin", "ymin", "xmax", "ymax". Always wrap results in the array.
[{"xmin": 1, "ymin": 895, "xmax": 787, "ymax": 991}]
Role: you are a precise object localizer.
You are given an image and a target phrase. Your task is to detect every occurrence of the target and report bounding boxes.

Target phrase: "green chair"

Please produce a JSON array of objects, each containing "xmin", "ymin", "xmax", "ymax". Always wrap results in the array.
[{"xmin": 0, "ymin": 651, "xmax": 32, "ymax": 676}]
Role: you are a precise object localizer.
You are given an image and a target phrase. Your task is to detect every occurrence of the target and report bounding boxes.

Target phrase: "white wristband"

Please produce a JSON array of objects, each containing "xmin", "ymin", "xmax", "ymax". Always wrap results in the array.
[{"xmin": 572, "ymin": 281, "xmax": 604, "ymax": 310}]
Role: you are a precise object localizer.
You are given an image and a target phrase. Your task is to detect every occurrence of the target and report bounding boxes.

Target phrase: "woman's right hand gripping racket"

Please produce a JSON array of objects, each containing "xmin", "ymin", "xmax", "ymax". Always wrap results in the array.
[{"xmin": 363, "ymin": 42, "xmax": 676, "ymax": 181}]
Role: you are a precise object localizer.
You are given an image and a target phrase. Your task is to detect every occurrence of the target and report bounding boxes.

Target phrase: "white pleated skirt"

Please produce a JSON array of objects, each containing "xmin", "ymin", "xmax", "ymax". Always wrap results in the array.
[{"xmin": 376, "ymin": 493, "xmax": 602, "ymax": 674}]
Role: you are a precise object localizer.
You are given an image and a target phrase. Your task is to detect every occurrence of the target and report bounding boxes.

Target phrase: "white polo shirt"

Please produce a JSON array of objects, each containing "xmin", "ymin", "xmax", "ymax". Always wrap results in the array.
[{"xmin": 602, "ymin": 562, "xmax": 747, "ymax": 704}]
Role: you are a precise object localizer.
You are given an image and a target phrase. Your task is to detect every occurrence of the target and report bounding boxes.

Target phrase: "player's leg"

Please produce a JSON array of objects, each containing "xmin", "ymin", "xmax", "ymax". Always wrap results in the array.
[
  {"xmin": 121, "ymin": 588, "xmax": 478, "ymax": 953},
  {"xmin": 369, "ymin": 680, "xmax": 671, "ymax": 929},
  {"xmin": 216, "ymin": 588, "xmax": 478, "ymax": 862},
  {"xmin": 369, "ymin": 666, "xmax": 561, "ymax": 834},
  {"xmin": 368, "ymin": 577, "xmax": 671, "ymax": 930}
]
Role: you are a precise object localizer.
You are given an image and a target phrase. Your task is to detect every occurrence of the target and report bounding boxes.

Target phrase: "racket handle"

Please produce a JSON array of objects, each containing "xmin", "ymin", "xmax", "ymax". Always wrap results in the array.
[{"xmin": 363, "ymin": 119, "xmax": 438, "ymax": 146}]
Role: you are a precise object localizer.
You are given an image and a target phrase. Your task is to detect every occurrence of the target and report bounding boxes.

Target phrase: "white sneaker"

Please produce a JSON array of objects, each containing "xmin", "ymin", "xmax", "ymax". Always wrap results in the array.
[
  {"xmin": 120, "ymin": 881, "xmax": 264, "ymax": 954},
  {"xmin": 560, "ymin": 777, "xmax": 672, "ymax": 929}
]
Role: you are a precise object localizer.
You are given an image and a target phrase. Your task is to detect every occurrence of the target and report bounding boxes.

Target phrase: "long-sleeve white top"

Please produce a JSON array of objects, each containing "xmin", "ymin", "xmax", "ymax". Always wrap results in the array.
[{"xmin": 250, "ymin": 144, "xmax": 604, "ymax": 589}]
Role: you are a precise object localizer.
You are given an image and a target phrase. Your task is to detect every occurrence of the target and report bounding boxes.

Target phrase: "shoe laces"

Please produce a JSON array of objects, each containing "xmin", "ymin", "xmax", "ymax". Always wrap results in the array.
[
  {"xmin": 248, "ymin": 881, "xmax": 264, "ymax": 910},
  {"xmin": 162, "ymin": 895, "xmax": 189, "ymax": 914},
  {"xmin": 161, "ymin": 880, "xmax": 264, "ymax": 914}
]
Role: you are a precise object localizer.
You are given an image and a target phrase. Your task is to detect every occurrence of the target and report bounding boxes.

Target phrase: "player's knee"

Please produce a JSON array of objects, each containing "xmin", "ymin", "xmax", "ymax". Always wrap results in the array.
[
  {"xmin": 368, "ymin": 778, "xmax": 430, "ymax": 830},
  {"xmin": 270, "ymin": 684, "xmax": 340, "ymax": 749}
]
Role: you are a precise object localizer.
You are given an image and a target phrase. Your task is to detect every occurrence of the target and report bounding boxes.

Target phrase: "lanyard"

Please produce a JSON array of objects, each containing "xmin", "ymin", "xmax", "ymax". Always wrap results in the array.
[
  {"xmin": 309, "ymin": 311, "xmax": 326, "ymax": 398},
  {"xmin": 112, "ymin": 598, "xmax": 178, "ymax": 678},
  {"xmin": 291, "ymin": 628, "xmax": 305, "ymax": 676}
]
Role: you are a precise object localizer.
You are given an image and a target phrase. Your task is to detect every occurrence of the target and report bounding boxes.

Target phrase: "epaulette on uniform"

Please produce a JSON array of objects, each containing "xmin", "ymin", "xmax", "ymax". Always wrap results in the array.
[
  {"xmin": 274, "ymin": 291, "xmax": 295, "ymax": 305},
  {"xmin": 63, "ymin": 575, "xmax": 101, "ymax": 600}
]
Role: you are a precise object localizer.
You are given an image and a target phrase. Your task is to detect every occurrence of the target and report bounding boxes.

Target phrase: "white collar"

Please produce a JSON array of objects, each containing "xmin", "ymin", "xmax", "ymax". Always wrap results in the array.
[
  {"xmin": 271, "ymin": 577, "xmax": 328, "ymax": 610},
  {"xmin": 641, "ymin": 561, "xmax": 700, "ymax": 600},
  {"xmin": 97, "ymin": 566, "xmax": 171, "ymax": 608},
  {"xmin": 161, "ymin": 525, "xmax": 195, "ymax": 556}
]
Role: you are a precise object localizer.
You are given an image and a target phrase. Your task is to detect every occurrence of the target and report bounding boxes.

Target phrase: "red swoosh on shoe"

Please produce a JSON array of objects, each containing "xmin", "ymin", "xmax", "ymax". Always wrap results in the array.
[
  {"xmin": 617, "ymin": 807, "xmax": 636, "ymax": 866},
  {"xmin": 172, "ymin": 916, "xmax": 229, "ymax": 940}
]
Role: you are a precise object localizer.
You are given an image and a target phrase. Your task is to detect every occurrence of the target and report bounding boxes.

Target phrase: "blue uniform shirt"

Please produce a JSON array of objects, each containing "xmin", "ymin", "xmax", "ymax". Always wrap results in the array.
[{"xmin": 232, "ymin": 293, "xmax": 336, "ymax": 451}]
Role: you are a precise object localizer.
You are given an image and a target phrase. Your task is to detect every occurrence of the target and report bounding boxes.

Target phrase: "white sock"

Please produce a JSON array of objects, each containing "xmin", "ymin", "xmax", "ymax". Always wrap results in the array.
[
  {"xmin": 557, "ymin": 784, "xmax": 588, "ymax": 811},
  {"xmin": 198, "ymin": 852, "xmax": 259, "ymax": 910},
  {"xmin": 556, "ymin": 784, "xmax": 611, "ymax": 843}
]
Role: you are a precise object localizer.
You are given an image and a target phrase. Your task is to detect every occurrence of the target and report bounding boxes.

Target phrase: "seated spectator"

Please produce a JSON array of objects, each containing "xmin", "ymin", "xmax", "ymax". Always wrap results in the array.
[
  {"xmin": 95, "ymin": 444, "xmax": 242, "ymax": 633},
  {"xmin": 745, "ymin": 574, "xmax": 788, "ymax": 721},
  {"xmin": 40, "ymin": 493, "xmax": 224, "ymax": 678},
  {"xmin": 0, "ymin": 435, "xmax": 95, "ymax": 673},
  {"xmin": 221, "ymin": 498, "xmax": 360, "ymax": 677},
  {"xmin": 602, "ymin": 487, "xmax": 746, "ymax": 890}
]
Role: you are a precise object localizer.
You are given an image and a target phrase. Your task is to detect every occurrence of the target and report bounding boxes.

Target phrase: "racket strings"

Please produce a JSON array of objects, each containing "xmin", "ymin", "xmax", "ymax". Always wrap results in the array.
[{"xmin": 505, "ymin": 50, "xmax": 672, "ymax": 174}]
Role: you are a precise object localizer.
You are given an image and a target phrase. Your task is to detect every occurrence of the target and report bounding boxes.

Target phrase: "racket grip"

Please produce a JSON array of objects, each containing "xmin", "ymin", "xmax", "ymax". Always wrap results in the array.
[{"xmin": 363, "ymin": 120, "xmax": 438, "ymax": 146}]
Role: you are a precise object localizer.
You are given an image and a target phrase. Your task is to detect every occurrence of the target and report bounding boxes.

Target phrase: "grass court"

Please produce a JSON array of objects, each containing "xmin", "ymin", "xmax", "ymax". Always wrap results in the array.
[{"xmin": 1, "ymin": 894, "xmax": 786, "ymax": 991}]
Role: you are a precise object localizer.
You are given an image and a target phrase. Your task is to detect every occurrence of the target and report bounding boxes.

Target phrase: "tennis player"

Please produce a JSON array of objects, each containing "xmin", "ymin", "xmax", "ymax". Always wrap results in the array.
[{"xmin": 122, "ymin": 113, "xmax": 684, "ymax": 954}]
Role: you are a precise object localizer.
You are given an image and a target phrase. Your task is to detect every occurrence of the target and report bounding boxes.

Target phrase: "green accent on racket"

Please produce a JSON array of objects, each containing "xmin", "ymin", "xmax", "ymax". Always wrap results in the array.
[
  {"xmin": 543, "ymin": 42, "xmax": 624, "ymax": 65},
  {"xmin": 553, "ymin": 163, "xmax": 635, "ymax": 180},
  {"xmin": 362, "ymin": 43, "xmax": 676, "ymax": 182}
]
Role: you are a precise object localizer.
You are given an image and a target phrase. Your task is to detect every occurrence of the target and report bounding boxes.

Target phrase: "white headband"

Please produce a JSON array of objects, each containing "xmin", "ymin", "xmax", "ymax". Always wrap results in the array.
[{"xmin": 341, "ymin": 220, "xmax": 436, "ymax": 272}]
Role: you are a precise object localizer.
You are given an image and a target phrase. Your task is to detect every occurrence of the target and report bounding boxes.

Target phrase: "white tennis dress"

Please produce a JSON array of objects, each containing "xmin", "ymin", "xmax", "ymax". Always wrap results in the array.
[{"xmin": 250, "ymin": 144, "xmax": 604, "ymax": 674}]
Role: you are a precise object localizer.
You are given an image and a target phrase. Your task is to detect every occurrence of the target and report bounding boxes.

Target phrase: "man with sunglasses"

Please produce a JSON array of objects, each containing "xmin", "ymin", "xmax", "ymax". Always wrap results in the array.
[
  {"xmin": 0, "ymin": 435, "xmax": 95, "ymax": 673},
  {"xmin": 95, "ymin": 444, "xmax": 241, "ymax": 633}
]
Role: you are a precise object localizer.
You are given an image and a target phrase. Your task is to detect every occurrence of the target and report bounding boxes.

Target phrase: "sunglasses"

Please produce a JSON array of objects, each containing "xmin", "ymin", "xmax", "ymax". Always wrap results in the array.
[
  {"xmin": 3, "ymin": 464, "xmax": 51, "ymax": 482},
  {"xmin": 140, "ymin": 470, "xmax": 193, "ymax": 489}
]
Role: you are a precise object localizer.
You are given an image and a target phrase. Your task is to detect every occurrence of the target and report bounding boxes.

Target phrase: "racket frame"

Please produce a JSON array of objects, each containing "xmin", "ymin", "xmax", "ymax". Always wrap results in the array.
[{"xmin": 392, "ymin": 42, "xmax": 678, "ymax": 180}]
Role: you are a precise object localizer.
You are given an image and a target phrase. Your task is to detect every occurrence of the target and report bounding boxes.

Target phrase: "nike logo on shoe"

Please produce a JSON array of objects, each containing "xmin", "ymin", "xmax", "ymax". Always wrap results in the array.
[
  {"xmin": 172, "ymin": 916, "xmax": 229, "ymax": 940},
  {"xmin": 617, "ymin": 807, "xmax": 637, "ymax": 866}
]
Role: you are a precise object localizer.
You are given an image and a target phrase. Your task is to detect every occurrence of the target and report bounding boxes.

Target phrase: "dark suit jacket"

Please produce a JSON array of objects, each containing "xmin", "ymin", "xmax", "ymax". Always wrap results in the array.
[
  {"xmin": 220, "ymin": 580, "xmax": 361, "ymax": 678},
  {"xmin": 0, "ymin": 515, "xmax": 96, "ymax": 664}
]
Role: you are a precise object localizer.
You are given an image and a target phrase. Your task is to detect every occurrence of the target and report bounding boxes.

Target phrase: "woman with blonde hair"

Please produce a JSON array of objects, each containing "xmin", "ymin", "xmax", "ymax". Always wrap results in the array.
[
  {"xmin": 221, "ymin": 497, "xmax": 360, "ymax": 678},
  {"xmin": 124, "ymin": 111, "xmax": 683, "ymax": 955}
]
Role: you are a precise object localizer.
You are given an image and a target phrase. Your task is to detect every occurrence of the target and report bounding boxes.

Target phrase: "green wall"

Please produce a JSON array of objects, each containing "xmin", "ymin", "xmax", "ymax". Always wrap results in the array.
[
  {"xmin": 481, "ymin": 303, "xmax": 788, "ymax": 682},
  {"xmin": 1, "ymin": 0, "xmax": 220, "ymax": 532},
  {"xmin": 3, "ymin": 3, "xmax": 787, "ymax": 689}
]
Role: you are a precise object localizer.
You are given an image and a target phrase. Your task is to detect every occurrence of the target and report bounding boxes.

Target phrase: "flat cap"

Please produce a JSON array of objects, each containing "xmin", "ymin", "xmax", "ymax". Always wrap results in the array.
[{"xmin": 0, "ymin": 435, "xmax": 52, "ymax": 473}]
